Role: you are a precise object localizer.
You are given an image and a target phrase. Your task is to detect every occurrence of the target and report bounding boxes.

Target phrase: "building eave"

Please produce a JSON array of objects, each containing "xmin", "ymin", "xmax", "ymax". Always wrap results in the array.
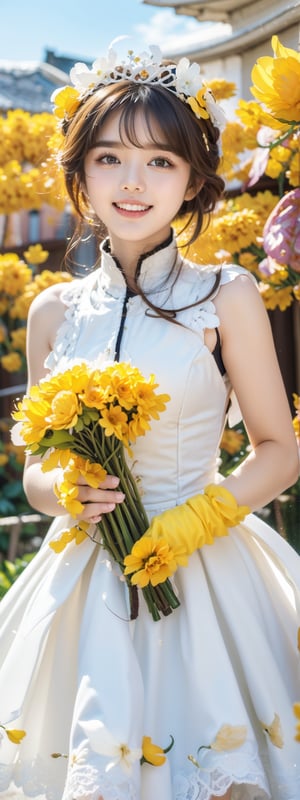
[{"xmin": 159, "ymin": 4, "xmax": 300, "ymax": 59}]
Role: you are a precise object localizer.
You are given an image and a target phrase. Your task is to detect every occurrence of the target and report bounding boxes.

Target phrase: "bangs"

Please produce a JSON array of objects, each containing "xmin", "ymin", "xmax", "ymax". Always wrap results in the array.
[
  {"xmin": 88, "ymin": 83, "xmax": 194, "ymax": 158},
  {"xmin": 116, "ymin": 88, "xmax": 183, "ymax": 153}
]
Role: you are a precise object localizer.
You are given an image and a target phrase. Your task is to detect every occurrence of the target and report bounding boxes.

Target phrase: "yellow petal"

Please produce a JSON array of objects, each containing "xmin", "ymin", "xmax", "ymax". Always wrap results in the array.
[
  {"xmin": 210, "ymin": 724, "xmax": 247, "ymax": 752},
  {"xmin": 260, "ymin": 713, "xmax": 284, "ymax": 748},
  {"xmin": 293, "ymin": 703, "xmax": 300, "ymax": 720},
  {"xmin": 6, "ymin": 728, "xmax": 26, "ymax": 744},
  {"xmin": 142, "ymin": 736, "xmax": 166, "ymax": 766},
  {"xmin": 272, "ymin": 35, "xmax": 300, "ymax": 62}
]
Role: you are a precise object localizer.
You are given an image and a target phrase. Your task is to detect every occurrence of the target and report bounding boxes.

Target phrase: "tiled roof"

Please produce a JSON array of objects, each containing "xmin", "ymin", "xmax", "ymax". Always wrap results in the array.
[{"xmin": 0, "ymin": 61, "xmax": 69, "ymax": 113}]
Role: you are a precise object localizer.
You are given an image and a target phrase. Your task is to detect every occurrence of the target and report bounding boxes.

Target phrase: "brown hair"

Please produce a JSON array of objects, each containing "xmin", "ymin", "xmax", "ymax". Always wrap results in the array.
[{"xmin": 59, "ymin": 81, "xmax": 225, "ymax": 317}]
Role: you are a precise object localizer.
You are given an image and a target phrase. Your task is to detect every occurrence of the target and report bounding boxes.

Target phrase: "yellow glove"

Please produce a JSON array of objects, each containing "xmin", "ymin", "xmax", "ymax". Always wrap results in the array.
[
  {"xmin": 124, "ymin": 485, "xmax": 250, "ymax": 589},
  {"xmin": 146, "ymin": 484, "xmax": 250, "ymax": 555}
]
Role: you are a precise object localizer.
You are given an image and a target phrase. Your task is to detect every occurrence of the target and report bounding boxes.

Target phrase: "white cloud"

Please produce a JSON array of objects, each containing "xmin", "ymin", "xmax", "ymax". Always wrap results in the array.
[{"xmin": 134, "ymin": 10, "xmax": 231, "ymax": 55}]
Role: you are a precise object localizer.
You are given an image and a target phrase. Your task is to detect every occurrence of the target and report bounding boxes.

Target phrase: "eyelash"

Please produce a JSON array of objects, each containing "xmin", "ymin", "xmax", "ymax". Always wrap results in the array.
[
  {"xmin": 150, "ymin": 157, "xmax": 173, "ymax": 168},
  {"xmin": 96, "ymin": 154, "xmax": 119, "ymax": 165},
  {"xmin": 94, "ymin": 154, "xmax": 174, "ymax": 168}
]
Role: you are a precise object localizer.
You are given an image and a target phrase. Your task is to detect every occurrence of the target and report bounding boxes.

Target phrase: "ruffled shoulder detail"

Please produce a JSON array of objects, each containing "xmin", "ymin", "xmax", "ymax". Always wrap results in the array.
[
  {"xmin": 184, "ymin": 262, "xmax": 257, "ymax": 335},
  {"xmin": 219, "ymin": 263, "xmax": 257, "ymax": 288},
  {"xmin": 178, "ymin": 261, "xmax": 220, "ymax": 334},
  {"xmin": 44, "ymin": 272, "xmax": 98, "ymax": 372}
]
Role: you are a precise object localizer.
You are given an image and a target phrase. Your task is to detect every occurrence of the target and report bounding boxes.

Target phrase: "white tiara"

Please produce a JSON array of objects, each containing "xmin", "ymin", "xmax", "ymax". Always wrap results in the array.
[{"xmin": 51, "ymin": 43, "xmax": 227, "ymax": 131}]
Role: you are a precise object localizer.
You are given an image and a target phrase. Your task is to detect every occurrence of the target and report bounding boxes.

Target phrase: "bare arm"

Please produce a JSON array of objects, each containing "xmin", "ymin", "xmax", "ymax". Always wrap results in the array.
[
  {"xmin": 215, "ymin": 275, "xmax": 299, "ymax": 511},
  {"xmin": 23, "ymin": 286, "xmax": 124, "ymax": 520}
]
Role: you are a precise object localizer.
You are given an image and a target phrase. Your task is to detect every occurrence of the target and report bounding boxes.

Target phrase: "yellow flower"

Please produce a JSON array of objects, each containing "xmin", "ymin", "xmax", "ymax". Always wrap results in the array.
[
  {"xmin": 54, "ymin": 456, "xmax": 107, "ymax": 517},
  {"xmin": 259, "ymin": 284, "xmax": 294, "ymax": 311},
  {"xmin": 238, "ymin": 251, "xmax": 260, "ymax": 272},
  {"xmin": 13, "ymin": 394, "xmax": 51, "ymax": 447},
  {"xmin": 251, "ymin": 35, "xmax": 300, "ymax": 123},
  {"xmin": 287, "ymin": 147, "xmax": 300, "ymax": 188},
  {"xmin": 1, "ymin": 351, "xmax": 22, "ymax": 372},
  {"xmin": 46, "ymin": 390, "xmax": 82, "ymax": 429},
  {"xmin": 79, "ymin": 373, "xmax": 106, "ymax": 409},
  {"xmin": 186, "ymin": 88, "xmax": 210, "ymax": 120},
  {"xmin": 98, "ymin": 404, "xmax": 128, "ymax": 440},
  {"xmin": 124, "ymin": 536, "xmax": 178, "ymax": 587},
  {"xmin": 106, "ymin": 374, "xmax": 137, "ymax": 410},
  {"xmin": 135, "ymin": 377, "xmax": 170, "ymax": 419},
  {"xmin": 293, "ymin": 392, "xmax": 300, "ymax": 412},
  {"xmin": 5, "ymin": 728, "xmax": 26, "ymax": 744},
  {"xmin": 260, "ymin": 713, "xmax": 284, "ymax": 748},
  {"xmin": 128, "ymin": 412, "xmax": 151, "ymax": 442},
  {"xmin": 220, "ymin": 428, "xmax": 245, "ymax": 455},
  {"xmin": 210, "ymin": 724, "xmax": 248, "ymax": 752},
  {"xmin": 0, "ymin": 453, "xmax": 8, "ymax": 467},
  {"xmin": 293, "ymin": 416, "xmax": 300, "ymax": 439},
  {"xmin": 41, "ymin": 448, "xmax": 74, "ymax": 472},
  {"xmin": 51, "ymin": 85, "xmax": 81, "ymax": 120},
  {"xmin": 23, "ymin": 244, "xmax": 49, "ymax": 265},
  {"xmin": 49, "ymin": 521, "xmax": 90, "ymax": 553},
  {"xmin": 206, "ymin": 79, "xmax": 236, "ymax": 102},
  {"xmin": 54, "ymin": 479, "xmax": 84, "ymax": 517},
  {"xmin": 10, "ymin": 327, "xmax": 27, "ymax": 353},
  {"xmin": 236, "ymin": 98, "xmax": 281, "ymax": 132},
  {"xmin": 65, "ymin": 456, "xmax": 107, "ymax": 489},
  {"xmin": 142, "ymin": 736, "xmax": 166, "ymax": 766},
  {"xmin": 294, "ymin": 703, "xmax": 300, "ymax": 743}
]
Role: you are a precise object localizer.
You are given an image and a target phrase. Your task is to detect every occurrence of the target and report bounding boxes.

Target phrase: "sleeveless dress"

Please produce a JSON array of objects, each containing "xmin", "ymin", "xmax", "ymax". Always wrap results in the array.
[{"xmin": 0, "ymin": 234, "xmax": 299, "ymax": 800}]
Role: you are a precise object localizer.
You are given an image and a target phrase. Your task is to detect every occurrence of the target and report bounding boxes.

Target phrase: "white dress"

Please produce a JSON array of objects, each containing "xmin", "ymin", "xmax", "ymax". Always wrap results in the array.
[{"xmin": 0, "ymin": 234, "xmax": 299, "ymax": 800}]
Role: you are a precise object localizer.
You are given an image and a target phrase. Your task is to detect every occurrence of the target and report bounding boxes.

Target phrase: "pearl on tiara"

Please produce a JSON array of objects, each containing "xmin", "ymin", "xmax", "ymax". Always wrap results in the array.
[{"xmin": 51, "ymin": 43, "xmax": 227, "ymax": 132}]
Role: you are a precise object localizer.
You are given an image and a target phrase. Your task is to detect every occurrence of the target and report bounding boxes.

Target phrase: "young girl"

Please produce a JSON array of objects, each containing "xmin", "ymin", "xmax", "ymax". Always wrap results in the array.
[{"xmin": 0, "ymin": 44, "xmax": 299, "ymax": 800}]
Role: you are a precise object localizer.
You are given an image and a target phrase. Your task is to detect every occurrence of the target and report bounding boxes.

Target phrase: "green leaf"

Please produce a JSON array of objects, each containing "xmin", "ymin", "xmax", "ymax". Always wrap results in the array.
[
  {"xmin": 3, "ymin": 480, "xmax": 24, "ymax": 499},
  {"xmin": 0, "ymin": 497, "xmax": 15, "ymax": 515}
]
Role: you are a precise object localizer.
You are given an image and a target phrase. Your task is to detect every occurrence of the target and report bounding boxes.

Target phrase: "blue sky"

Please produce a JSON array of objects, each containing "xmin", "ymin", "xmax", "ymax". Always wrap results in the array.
[{"xmin": 0, "ymin": 0, "xmax": 228, "ymax": 64}]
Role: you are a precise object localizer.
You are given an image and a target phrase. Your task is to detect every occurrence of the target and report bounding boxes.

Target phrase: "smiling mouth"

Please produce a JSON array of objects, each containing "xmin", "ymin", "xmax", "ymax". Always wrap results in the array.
[{"xmin": 114, "ymin": 202, "xmax": 152, "ymax": 212}]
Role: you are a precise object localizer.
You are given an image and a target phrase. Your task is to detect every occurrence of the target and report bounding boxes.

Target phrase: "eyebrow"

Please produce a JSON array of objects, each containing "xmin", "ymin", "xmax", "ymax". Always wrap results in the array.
[{"xmin": 90, "ymin": 139, "xmax": 173, "ymax": 151}]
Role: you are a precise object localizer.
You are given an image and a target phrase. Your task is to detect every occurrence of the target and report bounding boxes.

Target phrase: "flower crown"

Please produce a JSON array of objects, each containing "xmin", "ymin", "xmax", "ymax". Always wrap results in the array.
[{"xmin": 51, "ymin": 43, "xmax": 226, "ymax": 131}]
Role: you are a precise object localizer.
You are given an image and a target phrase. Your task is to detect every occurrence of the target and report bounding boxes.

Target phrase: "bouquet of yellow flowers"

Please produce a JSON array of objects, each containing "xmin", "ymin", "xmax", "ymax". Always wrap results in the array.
[{"xmin": 12, "ymin": 360, "xmax": 181, "ymax": 621}]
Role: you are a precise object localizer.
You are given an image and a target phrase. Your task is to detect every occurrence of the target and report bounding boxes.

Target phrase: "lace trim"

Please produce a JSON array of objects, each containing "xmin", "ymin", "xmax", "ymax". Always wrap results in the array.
[
  {"xmin": 174, "ymin": 767, "xmax": 270, "ymax": 800},
  {"xmin": 45, "ymin": 280, "xmax": 84, "ymax": 372},
  {"xmin": 63, "ymin": 765, "xmax": 137, "ymax": 800},
  {"xmin": 0, "ymin": 760, "xmax": 137, "ymax": 800},
  {"xmin": 0, "ymin": 759, "xmax": 270, "ymax": 800}
]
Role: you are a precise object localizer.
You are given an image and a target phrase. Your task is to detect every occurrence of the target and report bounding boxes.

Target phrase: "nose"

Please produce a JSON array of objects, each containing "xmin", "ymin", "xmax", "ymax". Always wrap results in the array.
[{"xmin": 120, "ymin": 161, "xmax": 145, "ymax": 192}]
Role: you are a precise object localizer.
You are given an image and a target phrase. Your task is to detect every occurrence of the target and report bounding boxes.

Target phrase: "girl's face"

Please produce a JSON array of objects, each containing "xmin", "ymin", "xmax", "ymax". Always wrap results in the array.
[{"xmin": 83, "ymin": 108, "xmax": 196, "ymax": 263}]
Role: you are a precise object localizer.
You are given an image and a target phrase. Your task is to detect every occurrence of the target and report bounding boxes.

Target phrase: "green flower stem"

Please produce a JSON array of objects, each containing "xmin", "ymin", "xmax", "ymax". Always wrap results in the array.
[
  {"xmin": 154, "ymin": 579, "xmax": 181, "ymax": 611},
  {"xmin": 95, "ymin": 518, "xmax": 121, "ymax": 564},
  {"xmin": 268, "ymin": 124, "xmax": 297, "ymax": 151},
  {"xmin": 100, "ymin": 508, "xmax": 129, "ymax": 561},
  {"xmin": 58, "ymin": 422, "xmax": 181, "ymax": 621},
  {"xmin": 141, "ymin": 586, "xmax": 161, "ymax": 621},
  {"xmin": 110, "ymin": 452, "xmax": 149, "ymax": 533}
]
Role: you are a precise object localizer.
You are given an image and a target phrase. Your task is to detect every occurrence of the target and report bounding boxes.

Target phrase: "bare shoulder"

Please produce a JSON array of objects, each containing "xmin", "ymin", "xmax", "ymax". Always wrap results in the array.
[
  {"xmin": 214, "ymin": 272, "xmax": 269, "ymax": 343},
  {"xmin": 27, "ymin": 282, "xmax": 71, "ymax": 385},
  {"xmin": 28, "ymin": 282, "xmax": 70, "ymax": 344}
]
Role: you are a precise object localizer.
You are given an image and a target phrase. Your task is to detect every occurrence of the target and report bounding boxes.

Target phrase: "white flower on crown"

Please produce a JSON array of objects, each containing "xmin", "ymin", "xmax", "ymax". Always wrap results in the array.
[
  {"xmin": 69, "ymin": 44, "xmax": 174, "ymax": 97},
  {"xmin": 175, "ymin": 57, "xmax": 203, "ymax": 97},
  {"xmin": 70, "ymin": 47, "xmax": 119, "ymax": 94},
  {"xmin": 51, "ymin": 41, "xmax": 227, "ymax": 132}
]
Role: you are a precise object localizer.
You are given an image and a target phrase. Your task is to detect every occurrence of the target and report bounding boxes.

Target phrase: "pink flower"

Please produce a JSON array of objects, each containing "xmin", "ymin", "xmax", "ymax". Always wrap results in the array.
[{"xmin": 263, "ymin": 188, "xmax": 300, "ymax": 273}]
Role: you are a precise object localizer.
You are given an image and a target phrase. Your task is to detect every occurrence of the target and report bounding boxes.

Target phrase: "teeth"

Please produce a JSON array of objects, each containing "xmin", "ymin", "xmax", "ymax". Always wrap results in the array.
[{"xmin": 116, "ymin": 203, "xmax": 149, "ymax": 211}]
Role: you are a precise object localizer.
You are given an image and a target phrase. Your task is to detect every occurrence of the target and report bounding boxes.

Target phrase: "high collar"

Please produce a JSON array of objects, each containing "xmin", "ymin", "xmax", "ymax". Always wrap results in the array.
[{"xmin": 96, "ymin": 231, "xmax": 180, "ymax": 297}]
